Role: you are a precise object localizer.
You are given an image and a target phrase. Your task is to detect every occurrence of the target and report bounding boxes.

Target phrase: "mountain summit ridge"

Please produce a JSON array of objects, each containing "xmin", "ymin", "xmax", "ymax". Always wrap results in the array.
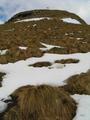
[{"xmin": 7, "ymin": 9, "xmax": 87, "ymax": 25}]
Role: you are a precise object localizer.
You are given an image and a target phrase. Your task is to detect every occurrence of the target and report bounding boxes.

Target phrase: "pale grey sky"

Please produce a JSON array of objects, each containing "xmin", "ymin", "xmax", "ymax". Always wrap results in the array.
[{"xmin": 0, "ymin": 0, "xmax": 90, "ymax": 24}]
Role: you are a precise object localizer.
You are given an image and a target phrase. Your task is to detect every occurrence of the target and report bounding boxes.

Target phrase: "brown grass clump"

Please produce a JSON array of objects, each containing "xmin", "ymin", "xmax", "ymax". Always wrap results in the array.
[
  {"xmin": 47, "ymin": 47, "xmax": 69, "ymax": 54},
  {"xmin": 2, "ymin": 85, "xmax": 76, "ymax": 120},
  {"xmin": 0, "ymin": 72, "xmax": 6, "ymax": 87},
  {"xmin": 63, "ymin": 70, "xmax": 90, "ymax": 95},
  {"xmin": 55, "ymin": 59, "xmax": 79, "ymax": 64},
  {"xmin": 0, "ymin": 48, "xmax": 43, "ymax": 64},
  {"xmin": 29, "ymin": 61, "xmax": 52, "ymax": 67}
]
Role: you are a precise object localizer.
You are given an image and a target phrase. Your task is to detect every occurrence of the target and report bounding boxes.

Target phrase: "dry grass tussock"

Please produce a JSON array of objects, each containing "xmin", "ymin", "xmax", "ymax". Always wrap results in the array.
[
  {"xmin": 55, "ymin": 59, "xmax": 79, "ymax": 64},
  {"xmin": 2, "ymin": 85, "xmax": 76, "ymax": 120},
  {"xmin": 29, "ymin": 61, "xmax": 52, "ymax": 67},
  {"xmin": 0, "ymin": 47, "xmax": 43, "ymax": 64},
  {"xmin": 63, "ymin": 70, "xmax": 90, "ymax": 95}
]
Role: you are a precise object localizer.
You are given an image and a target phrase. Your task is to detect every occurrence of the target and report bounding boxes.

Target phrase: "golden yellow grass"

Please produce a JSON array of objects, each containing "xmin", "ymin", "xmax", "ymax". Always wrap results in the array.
[{"xmin": 2, "ymin": 85, "xmax": 76, "ymax": 120}]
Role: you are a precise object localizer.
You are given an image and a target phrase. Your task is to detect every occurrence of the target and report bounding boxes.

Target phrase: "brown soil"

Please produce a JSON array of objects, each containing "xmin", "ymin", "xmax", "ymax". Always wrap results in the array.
[{"xmin": 2, "ymin": 85, "xmax": 76, "ymax": 120}]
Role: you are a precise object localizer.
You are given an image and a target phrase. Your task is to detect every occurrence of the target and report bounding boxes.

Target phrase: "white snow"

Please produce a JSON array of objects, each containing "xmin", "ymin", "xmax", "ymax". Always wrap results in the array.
[
  {"xmin": 32, "ymin": 24, "xmax": 37, "ymax": 27},
  {"xmin": 0, "ymin": 96, "xmax": 12, "ymax": 113},
  {"xmin": 40, "ymin": 42, "xmax": 64, "ymax": 51},
  {"xmin": 0, "ymin": 49, "xmax": 8, "ymax": 55},
  {"xmin": 76, "ymin": 38, "xmax": 83, "ymax": 40},
  {"xmin": 62, "ymin": 18, "xmax": 81, "ymax": 24},
  {"xmin": 65, "ymin": 33, "xmax": 68, "ymax": 36},
  {"xmin": 19, "ymin": 46, "xmax": 27, "ymax": 50},
  {"xmin": 0, "ymin": 52, "xmax": 90, "ymax": 100},
  {"xmin": 0, "ymin": 101, "xmax": 8, "ymax": 113},
  {"xmin": 72, "ymin": 94, "xmax": 90, "ymax": 120},
  {"xmin": 48, "ymin": 63, "xmax": 65, "ymax": 69},
  {"xmin": 15, "ymin": 17, "xmax": 51, "ymax": 23},
  {"xmin": 1, "ymin": 96, "xmax": 12, "ymax": 102}
]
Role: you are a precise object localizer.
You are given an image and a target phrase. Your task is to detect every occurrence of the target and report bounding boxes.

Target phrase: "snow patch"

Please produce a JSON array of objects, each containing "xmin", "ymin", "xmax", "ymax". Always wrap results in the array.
[
  {"xmin": 15, "ymin": 17, "xmax": 51, "ymax": 23},
  {"xmin": 76, "ymin": 38, "xmax": 83, "ymax": 40},
  {"xmin": 62, "ymin": 18, "xmax": 81, "ymax": 24},
  {"xmin": 40, "ymin": 42, "xmax": 64, "ymax": 51},
  {"xmin": 19, "ymin": 46, "xmax": 27, "ymax": 50},
  {"xmin": 0, "ymin": 101, "xmax": 8, "ymax": 113},
  {"xmin": 0, "ymin": 49, "xmax": 8, "ymax": 55},
  {"xmin": 48, "ymin": 63, "xmax": 65, "ymax": 69},
  {"xmin": 0, "ymin": 52, "xmax": 90, "ymax": 99},
  {"xmin": 72, "ymin": 94, "xmax": 90, "ymax": 120},
  {"xmin": 32, "ymin": 24, "xmax": 37, "ymax": 27}
]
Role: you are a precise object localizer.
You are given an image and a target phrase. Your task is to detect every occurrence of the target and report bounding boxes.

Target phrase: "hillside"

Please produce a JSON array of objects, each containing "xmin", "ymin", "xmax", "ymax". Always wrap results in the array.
[{"xmin": 0, "ymin": 10, "xmax": 90, "ymax": 120}]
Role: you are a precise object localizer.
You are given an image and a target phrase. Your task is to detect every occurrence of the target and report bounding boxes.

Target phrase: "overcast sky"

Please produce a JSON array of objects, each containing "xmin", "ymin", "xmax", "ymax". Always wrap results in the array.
[{"xmin": 0, "ymin": 0, "xmax": 90, "ymax": 24}]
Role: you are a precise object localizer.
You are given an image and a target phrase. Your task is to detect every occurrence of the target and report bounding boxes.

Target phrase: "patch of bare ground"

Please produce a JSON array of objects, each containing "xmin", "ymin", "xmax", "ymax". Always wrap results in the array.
[
  {"xmin": 0, "ymin": 73, "xmax": 6, "ymax": 87},
  {"xmin": 62, "ymin": 70, "xmax": 90, "ymax": 95},
  {"xmin": 55, "ymin": 59, "xmax": 79, "ymax": 64},
  {"xmin": 29, "ymin": 61, "xmax": 52, "ymax": 67},
  {"xmin": 2, "ymin": 85, "xmax": 76, "ymax": 120}
]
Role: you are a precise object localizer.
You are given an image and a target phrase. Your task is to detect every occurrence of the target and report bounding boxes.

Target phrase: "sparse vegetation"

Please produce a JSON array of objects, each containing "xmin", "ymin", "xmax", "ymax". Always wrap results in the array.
[
  {"xmin": 63, "ymin": 70, "xmax": 90, "ymax": 95},
  {"xmin": 55, "ymin": 59, "xmax": 79, "ymax": 64},
  {"xmin": 2, "ymin": 85, "xmax": 76, "ymax": 120},
  {"xmin": 29, "ymin": 61, "xmax": 52, "ymax": 67},
  {"xmin": 0, "ymin": 9, "xmax": 90, "ymax": 120}
]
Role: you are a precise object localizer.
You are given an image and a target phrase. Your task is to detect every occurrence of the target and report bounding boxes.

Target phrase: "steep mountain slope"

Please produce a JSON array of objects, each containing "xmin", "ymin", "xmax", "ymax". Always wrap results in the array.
[{"xmin": 0, "ymin": 10, "xmax": 90, "ymax": 120}]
